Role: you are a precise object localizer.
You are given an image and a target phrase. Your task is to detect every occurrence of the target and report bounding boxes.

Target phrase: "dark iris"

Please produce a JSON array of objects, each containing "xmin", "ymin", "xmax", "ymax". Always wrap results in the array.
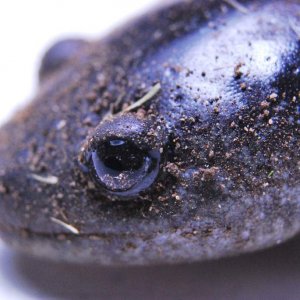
[{"xmin": 89, "ymin": 138, "xmax": 160, "ymax": 196}]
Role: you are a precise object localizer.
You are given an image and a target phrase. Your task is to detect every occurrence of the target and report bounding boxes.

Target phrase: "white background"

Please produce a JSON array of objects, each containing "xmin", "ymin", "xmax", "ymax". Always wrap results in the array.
[
  {"xmin": 0, "ymin": 1, "xmax": 300, "ymax": 299},
  {"xmin": 0, "ymin": 0, "xmax": 156, "ymax": 125}
]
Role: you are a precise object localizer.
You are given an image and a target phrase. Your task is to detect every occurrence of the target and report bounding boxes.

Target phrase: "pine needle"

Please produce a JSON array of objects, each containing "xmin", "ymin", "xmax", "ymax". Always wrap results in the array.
[
  {"xmin": 122, "ymin": 82, "xmax": 161, "ymax": 113},
  {"xmin": 224, "ymin": 0, "xmax": 249, "ymax": 14},
  {"xmin": 50, "ymin": 217, "xmax": 80, "ymax": 235},
  {"xmin": 30, "ymin": 174, "xmax": 59, "ymax": 185},
  {"xmin": 102, "ymin": 83, "xmax": 161, "ymax": 121}
]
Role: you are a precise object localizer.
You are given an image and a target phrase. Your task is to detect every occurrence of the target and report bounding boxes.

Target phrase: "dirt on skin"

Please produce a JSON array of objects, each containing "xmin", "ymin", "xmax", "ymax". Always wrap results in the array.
[{"xmin": 0, "ymin": 0, "xmax": 299, "ymax": 265}]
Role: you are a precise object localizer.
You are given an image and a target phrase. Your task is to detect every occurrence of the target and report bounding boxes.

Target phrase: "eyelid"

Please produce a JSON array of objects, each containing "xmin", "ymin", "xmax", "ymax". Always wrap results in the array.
[{"xmin": 80, "ymin": 114, "xmax": 169, "ymax": 158}]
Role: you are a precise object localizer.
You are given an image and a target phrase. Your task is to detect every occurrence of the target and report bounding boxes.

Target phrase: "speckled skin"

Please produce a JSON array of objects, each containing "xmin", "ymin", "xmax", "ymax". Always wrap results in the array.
[{"xmin": 0, "ymin": 0, "xmax": 299, "ymax": 265}]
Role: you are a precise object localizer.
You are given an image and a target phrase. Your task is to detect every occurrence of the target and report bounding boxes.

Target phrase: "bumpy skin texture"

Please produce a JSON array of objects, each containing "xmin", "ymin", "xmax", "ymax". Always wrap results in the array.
[{"xmin": 0, "ymin": 0, "xmax": 299, "ymax": 265}]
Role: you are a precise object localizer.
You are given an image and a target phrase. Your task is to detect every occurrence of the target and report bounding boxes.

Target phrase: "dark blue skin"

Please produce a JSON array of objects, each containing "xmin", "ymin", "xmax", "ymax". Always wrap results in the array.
[{"xmin": 0, "ymin": 0, "xmax": 299, "ymax": 265}]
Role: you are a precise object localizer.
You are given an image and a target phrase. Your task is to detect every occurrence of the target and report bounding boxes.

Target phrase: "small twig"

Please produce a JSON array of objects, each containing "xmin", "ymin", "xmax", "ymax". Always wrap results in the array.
[
  {"xmin": 103, "ymin": 93, "xmax": 126, "ymax": 121},
  {"xmin": 102, "ymin": 103, "xmax": 114, "ymax": 122},
  {"xmin": 268, "ymin": 170, "xmax": 274, "ymax": 178},
  {"xmin": 50, "ymin": 217, "xmax": 80, "ymax": 235},
  {"xmin": 122, "ymin": 82, "xmax": 161, "ymax": 113},
  {"xmin": 102, "ymin": 83, "xmax": 161, "ymax": 121},
  {"xmin": 224, "ymin": 0, "xmax": 249, "ymax": 14},
  {"xmin": 115, "ymin": 92, "xmax": 126, "ymax": 108},
  {"xmin": 56, "ymin": 206, "xmax": 68, "ymax": 222},
  {"xmin": 30, "ymin": 174, "xmax": 59, "ymax": 185}
]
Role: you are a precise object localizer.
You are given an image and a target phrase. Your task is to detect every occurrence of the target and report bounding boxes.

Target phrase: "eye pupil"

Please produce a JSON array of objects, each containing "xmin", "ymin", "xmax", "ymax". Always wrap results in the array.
[
  {"xmin": 101, "ymin": 140, "xmax": 145, "ymax": 172},
  {"xmin": 103, "ymin": 156, "xmax": 126, "ymax": 172}
]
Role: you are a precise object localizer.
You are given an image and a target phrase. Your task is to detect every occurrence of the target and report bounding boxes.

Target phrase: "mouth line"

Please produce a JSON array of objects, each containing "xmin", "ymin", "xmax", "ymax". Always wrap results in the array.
[{"xmin": 0, "ymin": 222, "xmax": 142, "ymax": 241}]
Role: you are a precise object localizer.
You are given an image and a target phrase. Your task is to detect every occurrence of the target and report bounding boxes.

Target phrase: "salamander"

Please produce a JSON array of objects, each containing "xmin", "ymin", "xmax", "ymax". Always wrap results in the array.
[{"xmin": 0, "ymin": 0, "xmax": 299, "ymax": 265}]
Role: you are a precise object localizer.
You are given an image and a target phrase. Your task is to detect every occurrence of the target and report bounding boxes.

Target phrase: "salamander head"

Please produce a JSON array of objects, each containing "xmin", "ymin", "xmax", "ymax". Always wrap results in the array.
[{"xmin": 0, "ymin": 0, "xmax": 299, "ymax": 265}]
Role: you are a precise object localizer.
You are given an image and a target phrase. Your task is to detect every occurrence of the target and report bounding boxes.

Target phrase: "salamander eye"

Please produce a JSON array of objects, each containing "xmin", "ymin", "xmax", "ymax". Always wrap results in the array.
[
  {"xmin": 89, "ymin": 138, "xmax": 160, "ymax": 196},
  {"xmin": 39, "ymin": 38, "xmax": 88, "ymax": 81},
  {"xmin": 81, "ymin": 115, "xmax": 166, "ymax": 198}
]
